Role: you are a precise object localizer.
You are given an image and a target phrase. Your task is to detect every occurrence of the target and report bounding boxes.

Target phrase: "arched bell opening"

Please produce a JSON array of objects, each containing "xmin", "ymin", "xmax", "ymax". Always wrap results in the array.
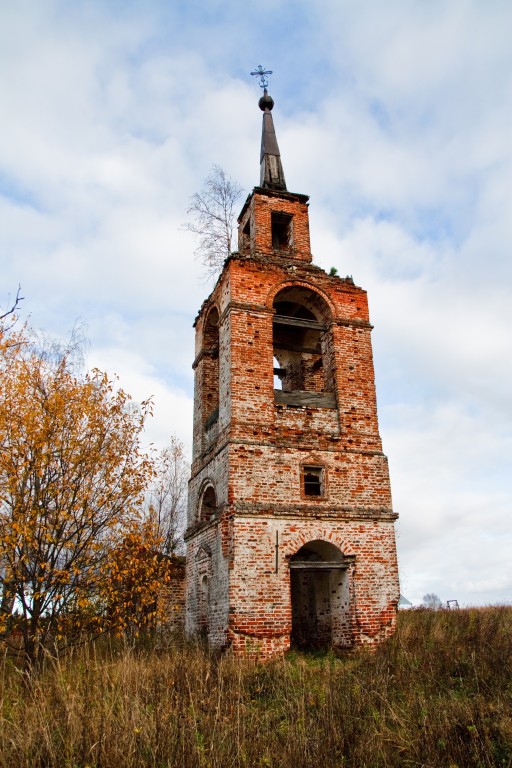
[
  {"xmin": 272, "ymin": 287, "xmax": 335, "ymax": 399},
  {"xmin": 202, "ymin": 306, "xmax": 220, "ymax": 431},
  {"xmin": 289, "ymin": 540, "xmax": 353, "ymax": 650}
]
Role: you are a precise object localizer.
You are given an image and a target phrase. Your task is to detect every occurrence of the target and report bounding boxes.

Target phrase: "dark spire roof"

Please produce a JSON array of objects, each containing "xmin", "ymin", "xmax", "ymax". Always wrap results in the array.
[{"xmin": 259, "ymin": 89, "xmax": 287, "ymax": 191}]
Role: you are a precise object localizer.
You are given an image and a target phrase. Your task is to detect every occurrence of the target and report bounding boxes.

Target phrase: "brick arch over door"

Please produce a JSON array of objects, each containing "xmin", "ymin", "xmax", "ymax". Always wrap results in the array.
[{"xmin": 284, "ymin": 529, "xmax": 356, "ymax": 560}]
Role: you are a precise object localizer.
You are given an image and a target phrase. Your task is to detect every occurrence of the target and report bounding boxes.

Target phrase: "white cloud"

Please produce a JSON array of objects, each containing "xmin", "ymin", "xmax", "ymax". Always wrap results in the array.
[
  {"xmin": 87, "ymin": 343, "xmax": 193, "ymax": 456},
  {"xmin": 387, "ymin": 400, "xmax": 511, "ymax": 605},
  {"xmin": 1, "ymin": 0, "xmax": 511, "ymax": 607}
]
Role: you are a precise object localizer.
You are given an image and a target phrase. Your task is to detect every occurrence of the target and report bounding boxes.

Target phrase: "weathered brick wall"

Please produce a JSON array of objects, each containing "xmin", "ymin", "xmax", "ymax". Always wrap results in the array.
[
  {"xmin": 185, "ymin": 521, "xmax": 231, "ymax": 647},
  {"xmin": 227, "ymin": 444, "xmax": 392, "ymax": 511},
  {"xmin": 159, "ymin": 557, "xmax": 186, "ymax": 634},
  {"xmin": 227, "ymin": 517, "xmax": 398, "ymax": 655},
  {"xmin": 185, "ymin": 185, "xmax": 400, "ymax": 659},
  {"xmin": 238, "ymin": 188, "xmax": 311, "ymax": 261}
]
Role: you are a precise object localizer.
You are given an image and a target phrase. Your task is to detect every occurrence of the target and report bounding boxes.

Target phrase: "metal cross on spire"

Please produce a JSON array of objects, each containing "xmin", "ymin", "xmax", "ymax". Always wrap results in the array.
[{"xmin": 250, "ymin": 65, "xmax": 273, "ymax": 89}]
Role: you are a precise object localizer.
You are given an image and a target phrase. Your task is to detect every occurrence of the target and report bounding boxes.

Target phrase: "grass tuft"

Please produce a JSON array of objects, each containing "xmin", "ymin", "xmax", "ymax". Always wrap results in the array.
[{"xmin": 0, "ymin": 606, "xmax": 511, "ymax": 767}]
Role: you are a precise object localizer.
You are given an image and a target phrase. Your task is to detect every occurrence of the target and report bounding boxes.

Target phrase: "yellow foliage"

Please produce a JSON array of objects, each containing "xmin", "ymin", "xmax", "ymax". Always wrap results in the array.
[
  {"xmin": 100, "ymin": 518, "xmax": 173, "ymax": 636},
  {"xmin": 0, "ymin": 323, "xmax": 155, "ymax": 662}
]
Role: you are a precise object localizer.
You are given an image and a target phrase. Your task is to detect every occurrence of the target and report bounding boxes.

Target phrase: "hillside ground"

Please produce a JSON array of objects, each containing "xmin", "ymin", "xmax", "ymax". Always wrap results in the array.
[{"xmin": 1, "ymin": 606, "xmax": 511, "ymax": 767}]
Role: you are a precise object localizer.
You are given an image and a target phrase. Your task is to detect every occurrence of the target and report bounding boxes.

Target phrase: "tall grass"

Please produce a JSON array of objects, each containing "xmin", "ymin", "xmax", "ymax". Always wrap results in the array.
[{"xmin": 1, "ymin": 607, "xmax": 511, "ymax": 767}]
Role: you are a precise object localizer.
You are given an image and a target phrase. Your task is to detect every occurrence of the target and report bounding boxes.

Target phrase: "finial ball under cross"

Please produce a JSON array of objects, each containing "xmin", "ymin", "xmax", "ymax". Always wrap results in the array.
[{"xmin": 250, "ymin": 65, "xmax": 273, "ymax": 89}]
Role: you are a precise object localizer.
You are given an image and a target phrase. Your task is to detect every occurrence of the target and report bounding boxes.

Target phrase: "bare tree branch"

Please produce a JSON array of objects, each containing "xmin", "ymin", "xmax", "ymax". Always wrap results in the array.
[
  {"xmin": 183, "ymin": 166, "xmax": 243, "ymax": 281},
  {"xmin": 0, "ymin": 285, "xmax": 24, "ymax": 325},
  {"xmin": 147, "ymin": 437, "xmax": 188, "ymax": 556}
]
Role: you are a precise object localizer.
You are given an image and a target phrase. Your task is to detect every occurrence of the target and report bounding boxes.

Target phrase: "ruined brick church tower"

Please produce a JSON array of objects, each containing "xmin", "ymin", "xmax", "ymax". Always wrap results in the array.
[{"xmin": 185, "ymin": 85, "xmax": 399, "ymax": 658}]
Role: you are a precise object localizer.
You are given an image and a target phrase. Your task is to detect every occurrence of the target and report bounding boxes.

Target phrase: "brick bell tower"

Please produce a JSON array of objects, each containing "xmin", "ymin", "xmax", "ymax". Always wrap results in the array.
[{"xmin": 185, "ymin": 85, "xmax": 400, "ymax": 658}]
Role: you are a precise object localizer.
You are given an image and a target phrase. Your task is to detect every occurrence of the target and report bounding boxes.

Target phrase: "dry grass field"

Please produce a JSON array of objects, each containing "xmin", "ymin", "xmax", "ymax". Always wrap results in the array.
[{"xmin": 0, "ymin": 606, "xmax": 511, "ymax": 768}]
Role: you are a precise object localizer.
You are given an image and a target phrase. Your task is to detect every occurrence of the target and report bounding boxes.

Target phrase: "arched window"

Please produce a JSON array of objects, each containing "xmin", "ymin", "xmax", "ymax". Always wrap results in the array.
[
  {"xmin": 272, "ymin": 286, "xmax": 334, "ymax": 397},
  {"xmin": 202, "ymin": 307, "xmax": 219, "ymax": 430},
  {"xmin": 198, "ymin": 484, "xmax": 217, "ymax": 522}
]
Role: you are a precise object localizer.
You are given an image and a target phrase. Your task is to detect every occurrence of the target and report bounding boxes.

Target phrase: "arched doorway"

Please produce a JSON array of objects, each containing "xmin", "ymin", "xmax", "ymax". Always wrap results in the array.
[{"xmin": 289, "ymin": 540, "xmax": 353, "ymax": 650}]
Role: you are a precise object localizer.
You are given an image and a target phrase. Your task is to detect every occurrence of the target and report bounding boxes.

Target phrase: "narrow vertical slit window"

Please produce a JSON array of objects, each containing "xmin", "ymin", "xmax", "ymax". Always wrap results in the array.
[
  {"xmin": 241, "ymin": 218, "xmax": 251, "ymax": 252},
  {"xmin": 199, "ymin": 574, "xmax": 209, "ymax": 636}
]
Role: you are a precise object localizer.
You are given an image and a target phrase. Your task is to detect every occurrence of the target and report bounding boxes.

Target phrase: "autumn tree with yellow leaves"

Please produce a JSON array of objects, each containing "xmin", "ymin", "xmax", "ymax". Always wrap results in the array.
[
  {"xmin": 101, "ymin": 518, "xmax": 175, "ymax": 638},
  {"xmin": 0, "ymin": 321, "xmax": 155, "ymax": 664}
]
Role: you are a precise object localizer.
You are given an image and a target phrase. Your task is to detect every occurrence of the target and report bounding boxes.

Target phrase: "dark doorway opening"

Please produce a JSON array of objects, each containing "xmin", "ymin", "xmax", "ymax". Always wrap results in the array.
[{"xmin": 290, "ymin": 540, "xmax": 352, "ymax": 650}]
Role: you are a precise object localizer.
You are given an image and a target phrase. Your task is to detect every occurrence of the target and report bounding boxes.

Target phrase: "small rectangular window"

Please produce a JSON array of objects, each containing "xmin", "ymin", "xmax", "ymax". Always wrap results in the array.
[
  {"xmin": 303, "ymin": 466, "xmax": 324, "ymax": 497},
  {"xmin": 271, "ymin": 212, "xmax": 293, "ymax": 250}
]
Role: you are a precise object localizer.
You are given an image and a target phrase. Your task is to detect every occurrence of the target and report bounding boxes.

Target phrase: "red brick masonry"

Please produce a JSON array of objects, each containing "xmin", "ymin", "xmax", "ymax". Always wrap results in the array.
[{"xmin": 185, "ymin": 186, "xmax": 400, "ymax": 659}]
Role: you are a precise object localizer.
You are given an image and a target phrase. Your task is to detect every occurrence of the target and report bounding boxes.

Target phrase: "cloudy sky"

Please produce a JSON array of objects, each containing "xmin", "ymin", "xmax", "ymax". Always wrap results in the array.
[{"xmin": 1, "ymin": 0, "xmax": 511, "ymax": 607}]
